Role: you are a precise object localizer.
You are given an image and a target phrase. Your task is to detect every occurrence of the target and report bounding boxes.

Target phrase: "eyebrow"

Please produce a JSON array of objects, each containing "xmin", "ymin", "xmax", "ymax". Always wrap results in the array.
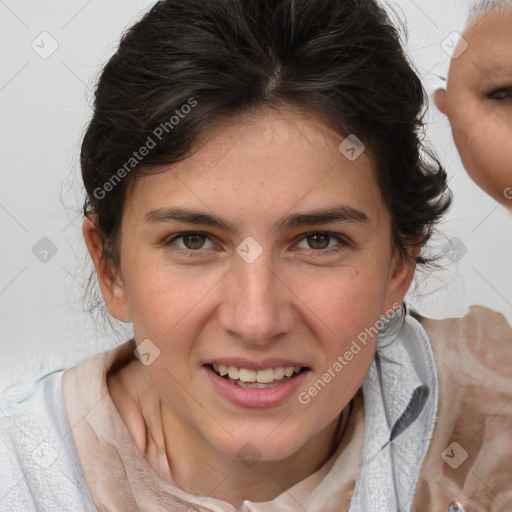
[
  {"xmin": 477, "ymin": 62, "xmax": 512, "ymax": 76},
  {"xmin": 144, "ymin": 205, "xmax": 370, "ymax": 232}
]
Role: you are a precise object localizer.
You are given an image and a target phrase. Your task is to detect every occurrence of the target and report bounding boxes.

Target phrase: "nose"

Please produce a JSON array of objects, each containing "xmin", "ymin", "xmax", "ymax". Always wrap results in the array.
[{"xmin": 217, "ymin": 243, "xmax": 295, "ymax": 346}]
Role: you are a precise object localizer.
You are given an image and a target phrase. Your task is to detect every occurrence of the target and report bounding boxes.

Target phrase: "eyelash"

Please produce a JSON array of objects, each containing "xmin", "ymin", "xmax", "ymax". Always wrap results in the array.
[
  {"xmin": 163, "ymin": 231, "xmax": 350, "ymax": 257},
  {"xmin": 487, "ymin": 87, "xmax": 512, "ymax": 101}
]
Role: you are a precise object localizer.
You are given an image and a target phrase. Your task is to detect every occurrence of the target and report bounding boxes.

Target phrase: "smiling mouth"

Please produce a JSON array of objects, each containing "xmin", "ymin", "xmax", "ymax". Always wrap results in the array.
[{"xmin": 206, "ymin": 364, "xmax": 308, "ymax": 388}]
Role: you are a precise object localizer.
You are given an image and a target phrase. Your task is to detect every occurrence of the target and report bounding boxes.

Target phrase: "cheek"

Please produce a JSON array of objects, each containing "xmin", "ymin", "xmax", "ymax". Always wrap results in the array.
[
  {"xmin": 452, "ymin": 113, "xmax": 512, "ymax": 193},
  {"xmin": 318, "ymin": 271, "xmax": 385, "ymax": 329},
  {"xmin": 288, "ymin": 259, "xmax": 390, "ymax": 351},
  {"xmin": 123, "ymin": 242, "xmax": 392, "ymax": 364},
  {"xmin": 296, "ymin": 275, "xmax": 380, "ymax": 426},
  {"xmin": 123, "ymin": 256, "xmax": 225, "ymax": 343},
  {"xmin": 132, "ymin": 266, "xmax": 385, "ymax": 335}
]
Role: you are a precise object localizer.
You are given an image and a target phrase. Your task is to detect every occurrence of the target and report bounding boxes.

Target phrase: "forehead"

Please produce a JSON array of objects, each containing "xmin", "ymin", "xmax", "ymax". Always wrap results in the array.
[
  {"xmin": 130, "ymin": 108, "xmax": 385, "ymax": 224},
  {"xmin": 176, "ymin": 107, "xmax": 351, "ymax": 175},
  {"xmin": 449, "ymin": 8, "xmax": 512, "ymax": 84},
  {"xmin": 465, "ymin": 6, "xmax": 512, "ymax": 43}
]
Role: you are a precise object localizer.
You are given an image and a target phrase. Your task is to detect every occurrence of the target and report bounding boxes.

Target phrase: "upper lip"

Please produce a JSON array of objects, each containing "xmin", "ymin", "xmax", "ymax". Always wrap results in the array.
[{"xmin": 204, "ymin": 358, "xmax": 309, "ymax": 371}]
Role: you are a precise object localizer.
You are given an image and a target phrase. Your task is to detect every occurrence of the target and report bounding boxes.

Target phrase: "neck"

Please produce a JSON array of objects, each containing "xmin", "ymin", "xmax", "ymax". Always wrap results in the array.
[
  {"xmin": 108, "ymin": 359, "xmax": 352, "ymax": 508},
  {"xmin": 159, "ymin": 399, "xmax": 351, "ymax": 507}
]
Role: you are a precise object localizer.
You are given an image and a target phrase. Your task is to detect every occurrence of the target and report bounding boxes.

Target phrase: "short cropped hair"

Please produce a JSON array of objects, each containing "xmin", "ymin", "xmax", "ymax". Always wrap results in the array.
[{"xmin": 467, "ymin": 0, "xmax": 512, "ymax": 23}]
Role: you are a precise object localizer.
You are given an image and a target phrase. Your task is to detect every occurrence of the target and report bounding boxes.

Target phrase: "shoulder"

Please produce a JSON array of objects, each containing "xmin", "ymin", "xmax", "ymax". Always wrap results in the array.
[
  {"xmin": 0, "ymin": 369, "xmax": 97, "ymax": 510},
  {"xmin": 1, "ymin": 368, "xmax": 68, "ymax": 440},
  {"xmin": 413, "ymin": 303, "xmax": 512, "ymax": 339},
  {"xmin": 411, "ymin": 306, "xmax": 512, "ymax": 511},
  {"xmin": 413, "ymin": 304, "xmax": 512, "ymax": 424},
  {"xmin": 413, "ymin": 304, "xmax": 512, "ymax": 376}
]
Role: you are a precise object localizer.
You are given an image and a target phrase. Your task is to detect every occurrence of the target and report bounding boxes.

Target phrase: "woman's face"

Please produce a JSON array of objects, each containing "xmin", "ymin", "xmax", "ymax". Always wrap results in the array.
[
  {"xmin": 435, "ymin": 7, "xmax": 512, "ymax": 207},
  {"xmin": 98, "ymin": 107, "xmax": 415, "ymax": 463}
]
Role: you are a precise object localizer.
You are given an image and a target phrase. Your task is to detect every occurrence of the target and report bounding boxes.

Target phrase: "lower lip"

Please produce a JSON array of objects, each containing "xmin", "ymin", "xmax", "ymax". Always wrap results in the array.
[{"xmin": 203, "ymin": 366, "xmax": 310, "ymax": 408}]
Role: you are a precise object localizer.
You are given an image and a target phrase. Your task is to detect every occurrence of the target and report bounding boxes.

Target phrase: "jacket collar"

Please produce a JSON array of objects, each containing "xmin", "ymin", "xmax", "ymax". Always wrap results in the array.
[{"xmin": 349, "ymin": 306, "xmax": 439, "ymax": 511}]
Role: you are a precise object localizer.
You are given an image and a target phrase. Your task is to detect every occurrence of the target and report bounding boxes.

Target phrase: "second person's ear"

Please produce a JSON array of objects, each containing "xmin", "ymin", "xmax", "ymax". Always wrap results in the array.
[{"xmin": 433, "ymin": 88, "xmax": 448, "ymax": 115}]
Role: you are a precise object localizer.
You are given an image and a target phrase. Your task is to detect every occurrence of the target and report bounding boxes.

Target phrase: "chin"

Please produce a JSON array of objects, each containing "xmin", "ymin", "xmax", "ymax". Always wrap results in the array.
[{"xmin": 214, "ymin": 427, "xmax": 308, "ymax": 464}]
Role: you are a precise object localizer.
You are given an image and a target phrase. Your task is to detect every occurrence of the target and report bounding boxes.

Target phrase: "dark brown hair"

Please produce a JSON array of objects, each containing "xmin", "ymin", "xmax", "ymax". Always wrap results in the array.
[{"xmin": 81, "ymin": 0, "xmax": 451, "ymax": 272}]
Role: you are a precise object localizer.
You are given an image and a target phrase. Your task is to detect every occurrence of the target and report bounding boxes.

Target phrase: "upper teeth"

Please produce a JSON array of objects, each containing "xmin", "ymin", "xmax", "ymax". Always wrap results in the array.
[{"xmin": 213, "ymin": 364, "xmax": 302, "ymax": 383}]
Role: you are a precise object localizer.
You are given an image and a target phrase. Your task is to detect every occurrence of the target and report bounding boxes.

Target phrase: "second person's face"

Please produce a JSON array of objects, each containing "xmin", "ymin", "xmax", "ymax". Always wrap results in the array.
[{"xmin": 437, "ymin": 7, "xmax": 512, "ymax": 207}]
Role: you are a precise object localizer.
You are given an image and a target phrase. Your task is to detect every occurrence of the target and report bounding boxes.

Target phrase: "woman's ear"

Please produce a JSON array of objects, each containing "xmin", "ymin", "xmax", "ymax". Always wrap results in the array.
[
  {"xmin": 433, "ymin": 88, "xmax": 448, "ymax": 115},
  {"xmin": 82, "ymin": 217, "xmax": 131, "ymax": 323},
  {"xmin": 381, "ymin": 243, "xmax": 422, "ymax": 315}
]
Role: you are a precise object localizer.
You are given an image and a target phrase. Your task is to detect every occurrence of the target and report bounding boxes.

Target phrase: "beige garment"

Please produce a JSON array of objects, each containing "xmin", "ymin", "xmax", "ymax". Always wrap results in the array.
[
  {"xmin": 62, "ymin": 341, "xmax": 363, "ymax": 512},
  {"xmin": 410, "ymin": 305, "xmax": 512, "ymax": 512},
  {"xmin": 62, "ymin": 305, "xmax": 512, "ymax": 512}
]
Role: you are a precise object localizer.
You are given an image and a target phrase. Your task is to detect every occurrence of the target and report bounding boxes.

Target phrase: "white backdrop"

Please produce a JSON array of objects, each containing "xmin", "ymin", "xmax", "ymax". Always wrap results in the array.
[{"xmin": 1, "ymin": 0, "xmax": 511, "ymax": 390}]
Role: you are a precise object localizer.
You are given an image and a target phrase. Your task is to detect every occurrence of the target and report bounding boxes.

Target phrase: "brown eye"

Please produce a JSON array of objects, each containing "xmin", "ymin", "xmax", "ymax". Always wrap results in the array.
[
  {"xmin": 181, "ymin": 233, "xmax": 207, "ymax": 249},
  {"xmin": 307, "ymin": 233, "xmax": 331, "ymax": 249},
  {"xmin": 295, "ymin": 232, "xmax": 348, "ymax": 254},
  {"xmin": 165, "ymin": 232, "xmax": 214, "ymax": 252},
  {"xmin": 487, "ymin": 87, "xmax": 512, "ymax": 101}
]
